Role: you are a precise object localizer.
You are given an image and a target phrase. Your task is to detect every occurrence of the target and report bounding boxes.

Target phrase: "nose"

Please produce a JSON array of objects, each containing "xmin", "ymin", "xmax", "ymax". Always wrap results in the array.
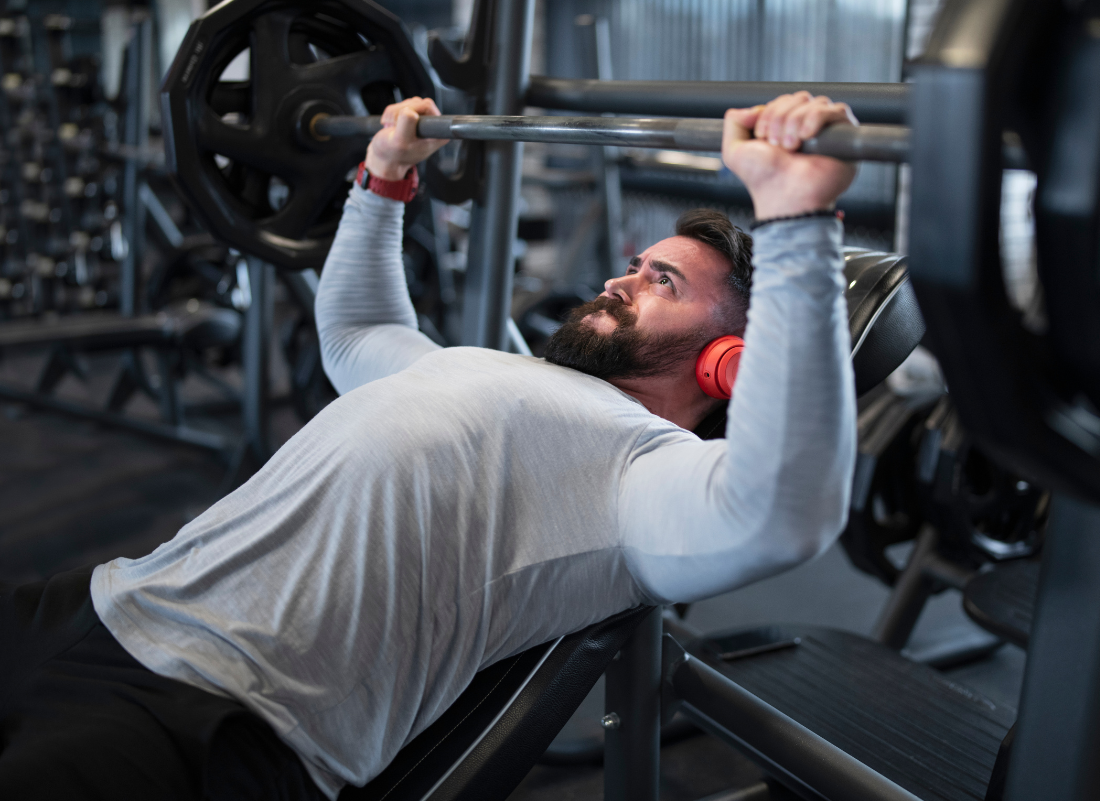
[{"xmin": 602, "ymin": 274, "xmax": 634, "ymax": 304}]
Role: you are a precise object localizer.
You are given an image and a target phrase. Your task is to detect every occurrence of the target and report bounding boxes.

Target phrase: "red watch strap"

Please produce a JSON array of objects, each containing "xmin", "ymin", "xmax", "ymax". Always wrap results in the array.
[{"xmin": 357, "ymin": 162, "xmax": 419, "ymax": 203}]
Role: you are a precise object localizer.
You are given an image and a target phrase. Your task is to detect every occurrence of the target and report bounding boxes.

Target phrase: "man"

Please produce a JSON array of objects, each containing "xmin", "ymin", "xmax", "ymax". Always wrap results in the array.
[{"xmin": 0, "ymin": 92, "xmax": 858, "ymax": 799}]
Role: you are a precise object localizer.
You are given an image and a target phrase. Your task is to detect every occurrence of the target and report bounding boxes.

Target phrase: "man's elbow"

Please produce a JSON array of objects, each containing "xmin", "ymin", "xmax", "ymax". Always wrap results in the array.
[
  {"xmin": 762, "ymin": 450, "xmax": 852, "ymax": 565},
  {"xmin": 800, "ymin": 501, "xmax": 848, "ymax": 563},
  {"xmin": 793, "ymin": 465, "xmax": 853, "ymax": 563}
]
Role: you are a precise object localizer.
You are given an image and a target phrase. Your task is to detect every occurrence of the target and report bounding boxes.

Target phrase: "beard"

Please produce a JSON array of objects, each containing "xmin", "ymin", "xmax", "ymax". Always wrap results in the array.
[{"xmin": 543, "ymin": 296, "xmax": 715, "ymax": 381}]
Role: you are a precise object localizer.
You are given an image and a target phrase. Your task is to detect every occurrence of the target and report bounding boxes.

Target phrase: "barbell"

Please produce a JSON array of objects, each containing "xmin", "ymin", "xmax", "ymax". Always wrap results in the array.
[
  {"xmin": 162, "ymin": 0, "xmax": 1026, "ymax": 273},
  {"xmin": 309, "ymin": 113, "xmax": 912, "ymax": 162}
]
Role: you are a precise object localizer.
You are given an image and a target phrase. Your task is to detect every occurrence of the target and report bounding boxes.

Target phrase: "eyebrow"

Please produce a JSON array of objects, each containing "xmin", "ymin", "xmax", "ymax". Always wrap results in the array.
[{"xmin": 628, "ymin": 256, "xmax": 689, "ymax": 285}]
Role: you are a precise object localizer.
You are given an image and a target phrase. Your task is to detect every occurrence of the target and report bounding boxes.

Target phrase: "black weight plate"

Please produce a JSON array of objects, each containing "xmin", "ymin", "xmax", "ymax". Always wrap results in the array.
[{"xmin": 162, "ymin": 0, "xmax": 435, "ymax": 272}]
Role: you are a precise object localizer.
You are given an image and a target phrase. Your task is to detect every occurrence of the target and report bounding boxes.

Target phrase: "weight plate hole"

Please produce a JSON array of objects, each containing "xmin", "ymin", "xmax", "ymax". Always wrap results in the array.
[
  {"xmin": 268, "ymin": 177, "xmax": 290, "ymax": 211},
  {"xmin": 220, "ymin": 48, "xmax": 250, "ymax": 82}
]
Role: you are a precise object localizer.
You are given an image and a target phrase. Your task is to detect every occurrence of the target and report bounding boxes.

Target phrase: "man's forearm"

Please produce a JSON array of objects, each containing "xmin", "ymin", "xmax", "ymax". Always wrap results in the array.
[
  {"xmin": 620, "ymin": 217, "xmax": 856, "ymax": 603},
  {"xmin": 316, "ymin": 185, "xmax": 415, "ymax": 337},
  {"xmin": 315, "ymin": 185, "xmax": 439, "ymax": 395},
  {"xmin": 722, "ymin": 217, "xmax": 856, "ymax": 548}
]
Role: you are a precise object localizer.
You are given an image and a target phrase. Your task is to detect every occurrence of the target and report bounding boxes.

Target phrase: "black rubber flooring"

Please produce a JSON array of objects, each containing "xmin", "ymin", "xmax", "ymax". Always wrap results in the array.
[{"xmin": 0, "ymin": 400, "xmax": 225, "ymax": 583}]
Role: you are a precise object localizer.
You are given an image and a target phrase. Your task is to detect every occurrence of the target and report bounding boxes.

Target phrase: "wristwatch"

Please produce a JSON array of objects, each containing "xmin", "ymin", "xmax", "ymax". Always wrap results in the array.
[{"xmin": 356, "ymin": 161, "xmax": 419, "ymax": 203}]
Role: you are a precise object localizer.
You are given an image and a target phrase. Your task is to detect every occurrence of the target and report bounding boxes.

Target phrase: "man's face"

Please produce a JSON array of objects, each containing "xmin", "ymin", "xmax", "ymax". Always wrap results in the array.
[{"xmin": 543, "ymin": 236, "xmax": 733, "ymax": 381}]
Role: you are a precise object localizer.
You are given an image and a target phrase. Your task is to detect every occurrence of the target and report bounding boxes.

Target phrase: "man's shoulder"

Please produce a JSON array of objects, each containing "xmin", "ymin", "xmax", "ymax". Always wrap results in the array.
[{"xmin": 408, "ymin": 346, "xmax": 653, "ymax": 414}]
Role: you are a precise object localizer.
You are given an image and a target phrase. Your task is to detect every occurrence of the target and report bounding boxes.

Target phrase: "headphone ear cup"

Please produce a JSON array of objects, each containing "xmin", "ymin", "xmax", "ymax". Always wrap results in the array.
[{"xmin": 695, "ymin": 335, "xmax": 745, "ymax": 400}]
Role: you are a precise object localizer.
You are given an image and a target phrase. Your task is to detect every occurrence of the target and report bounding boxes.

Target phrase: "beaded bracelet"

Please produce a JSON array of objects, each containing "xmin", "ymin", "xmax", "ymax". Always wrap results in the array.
[{"xmin": 749, "ymin": 209, "xmax": 844, "ymax": 230}]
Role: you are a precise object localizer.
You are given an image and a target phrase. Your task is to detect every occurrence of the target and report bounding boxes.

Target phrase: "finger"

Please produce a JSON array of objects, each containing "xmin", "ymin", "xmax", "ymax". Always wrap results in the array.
[
  {"xmin": 797, "ymin": 103, "xmax": 856, "ymax": 140},
  {"xmin": 783, "ymin": 96, "xmax": 833, "ymax": 145},
  {"xmin": 407, "ymin": 96, "xmax": 442, "ymax": 117},
  {"xmin": 394, "ymin": 107, "xmax": 420, "ymax": 142},
  {"xmin": 382, "ymin": 99, "xmax": 417, "ymax": 126},
  {"xmin": 763, "ymin": 92, "xmax": 814, "ymax": 147},
  {"xmin": 754, "ymin": 91, "xmax": 811, "ymax": 142}
]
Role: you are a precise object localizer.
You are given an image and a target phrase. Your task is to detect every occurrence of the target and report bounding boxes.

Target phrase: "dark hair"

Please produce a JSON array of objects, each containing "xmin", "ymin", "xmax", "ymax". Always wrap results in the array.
[{"xmin": 675, "ymin": 209, "xmax": 753, "ymax": 331}]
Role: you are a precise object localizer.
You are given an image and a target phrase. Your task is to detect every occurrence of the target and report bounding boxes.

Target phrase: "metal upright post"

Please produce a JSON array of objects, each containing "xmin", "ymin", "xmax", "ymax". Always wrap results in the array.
[
  {"xmin": 592, "ymin": 16, "xmax": 624, "ymax": 284},
  {"xmin": 120, "ymin": 13, "xmax": 150, "ymax": 317},
  {"xmin": 460, "ymin": 0, "xmax": 535, "ymax": 349},
  {"xmin": 1005, "ymin": 495, "xmax": 1100, "ymax": 801},
  {"xmin": 603, "ymin": 606, "xmax": 662, "ymax": 801},
  {"xmin": 242, "ymin": 257, "xmax": 273, "ymax": 462}
]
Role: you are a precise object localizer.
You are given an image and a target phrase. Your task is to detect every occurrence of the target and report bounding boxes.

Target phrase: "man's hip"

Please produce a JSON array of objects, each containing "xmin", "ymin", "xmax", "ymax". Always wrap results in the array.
[{"xmin": 0, "ymin": 565, "xmax": 325, "ymax": 801}]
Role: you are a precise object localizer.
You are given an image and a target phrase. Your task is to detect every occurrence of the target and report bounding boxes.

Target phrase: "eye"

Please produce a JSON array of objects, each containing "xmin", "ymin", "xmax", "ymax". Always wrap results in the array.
[{"xmin": 658, "ymin": 276, "xmax": 671, "ymax": 286}]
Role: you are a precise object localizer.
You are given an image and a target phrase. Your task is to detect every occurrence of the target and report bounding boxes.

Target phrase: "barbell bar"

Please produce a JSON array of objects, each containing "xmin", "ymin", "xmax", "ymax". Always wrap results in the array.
[
  {"xmin": 309, "ymin": 113, "xmax": 1028, "ymax": 168},
  {"xmin": 311, "ymin": 113, "xmax": 910, "ymax": 162}
]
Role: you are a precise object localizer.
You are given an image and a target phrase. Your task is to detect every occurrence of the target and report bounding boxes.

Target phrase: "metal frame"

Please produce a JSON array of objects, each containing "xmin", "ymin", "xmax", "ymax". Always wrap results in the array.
[
  {"xmin": 460, "ymin": 0, "xmax": 535, "ymax": 350},
  {"xmin": 665, "ymin": 634, "xmax": 922, "ymax": 801},
  {"xmin": 1007, "ymin": 495, "xmax": 1100, "ymax": 800},
  {"xmin": 525, "ymin": 78, "xmax": 909, "ymax": 124},
  {"xmin": 603, "ymin": 607, "xmax": 662, "ymax": 801},
  {"xmin": 120, "ymin": 12, "xmax": 152, "ymax": 319}
]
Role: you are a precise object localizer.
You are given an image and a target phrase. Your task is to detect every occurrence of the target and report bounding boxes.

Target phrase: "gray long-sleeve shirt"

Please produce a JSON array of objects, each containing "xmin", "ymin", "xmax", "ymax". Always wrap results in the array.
[{"xmin": 91, "ymin": 185, "xmax": 855, "ymax": 798}]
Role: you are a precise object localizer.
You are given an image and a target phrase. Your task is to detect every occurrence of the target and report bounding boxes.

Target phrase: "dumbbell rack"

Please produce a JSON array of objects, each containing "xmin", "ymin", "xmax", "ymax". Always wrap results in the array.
[
  {"xmin": 0, "ymin": 10, "xmax": 119, "ymax": 318},
  {"xmin": 0, "ymin": 5, "xmax": 278, "ymax": 472}
]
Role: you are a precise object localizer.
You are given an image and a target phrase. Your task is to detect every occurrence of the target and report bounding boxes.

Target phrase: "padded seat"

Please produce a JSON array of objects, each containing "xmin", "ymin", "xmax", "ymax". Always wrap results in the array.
[
  {"xmin": 0, "ymin": 301, "xmax": 241, "ymax": 352},
  {"xmin": 963, "ymin": 560, "xmax": 1039, "ymax": 648},
  {"xmin": 688, "ymin": 626, "xmax": 1015, "ymax": 801},
  {"xmin": 341, "ymin": 605, "xmax": 653, "ymax": 801}
]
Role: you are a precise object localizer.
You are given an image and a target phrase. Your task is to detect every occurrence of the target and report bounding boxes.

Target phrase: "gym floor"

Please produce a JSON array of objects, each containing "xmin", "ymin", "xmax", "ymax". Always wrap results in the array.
[{"xmin": 0, "ymin": 346, "xmax": 1026, "ymax": 800}]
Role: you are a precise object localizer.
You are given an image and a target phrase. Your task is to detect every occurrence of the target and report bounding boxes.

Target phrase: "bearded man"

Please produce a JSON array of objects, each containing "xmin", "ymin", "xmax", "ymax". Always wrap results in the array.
[{"xmin": 0, "ymin": 92, "xmax": 859, "ymax": 800}]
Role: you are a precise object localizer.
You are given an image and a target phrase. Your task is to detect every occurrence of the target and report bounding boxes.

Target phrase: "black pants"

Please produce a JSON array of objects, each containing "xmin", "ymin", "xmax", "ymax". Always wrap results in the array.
[{"xmin": 0, "ymin": 566, "xmax": 325, "ymax": 801}]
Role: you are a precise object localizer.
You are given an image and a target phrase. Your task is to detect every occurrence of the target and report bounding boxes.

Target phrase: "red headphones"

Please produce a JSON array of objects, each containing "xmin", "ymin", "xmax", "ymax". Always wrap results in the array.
[{"xmin": 695, "ymin": 335, "xmax": 745, "ymax": 400}]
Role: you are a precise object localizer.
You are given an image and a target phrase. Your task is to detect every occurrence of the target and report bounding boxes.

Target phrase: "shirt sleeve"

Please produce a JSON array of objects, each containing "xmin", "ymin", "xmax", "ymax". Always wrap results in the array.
[
  {"xmin": 315, "ymin": 184, "xmax": 441, "ymax": 395},
  {"xmin": 618, "ymin": 217, "xmax": 857, "ymax": 604}
]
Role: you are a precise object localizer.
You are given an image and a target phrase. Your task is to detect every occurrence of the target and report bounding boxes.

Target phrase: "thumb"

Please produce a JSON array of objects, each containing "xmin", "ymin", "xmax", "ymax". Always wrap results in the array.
[
  {"xmin": 724, "ymin": 106, "xmax": 761, "ymax": 141},
  {"xmin": 722, "ymin": 106, "xmax": 762, "ymax": 162}
]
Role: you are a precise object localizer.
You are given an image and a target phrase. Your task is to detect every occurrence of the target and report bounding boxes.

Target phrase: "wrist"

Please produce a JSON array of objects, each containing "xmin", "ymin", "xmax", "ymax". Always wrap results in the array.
[
  {"xmin": 364, "ymin": 149, "xmax": 413, "ymax": 182},
  {"xmin": 751, "ymin": 196, "xmax": 836, "ymax": 221},
  {"xmin": 357, "ymin": 160, "xmax": 419, "ymax": 203},
  {"xmin": 749, "ymin": 208, "xmax": 843, "ymax": 230}
]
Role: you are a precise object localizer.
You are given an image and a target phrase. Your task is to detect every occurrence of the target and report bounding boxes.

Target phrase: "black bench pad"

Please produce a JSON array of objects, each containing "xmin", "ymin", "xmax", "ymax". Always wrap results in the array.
[
  {"xmin": 689, "ymin": 626, "xmax": 1014, "ymax": 801},
  {"xmin": 963, "ymin": 561, "xmax": 1039, "ymax": 648},
  {"xmin": 843, "ymin": 249, "xmax": 926, "ymax": 397}
]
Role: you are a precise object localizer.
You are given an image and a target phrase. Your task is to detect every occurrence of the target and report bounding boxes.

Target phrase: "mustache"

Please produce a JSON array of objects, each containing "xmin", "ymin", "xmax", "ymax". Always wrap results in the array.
[{"xmin": 567, "ymin": 295, "xmax": 637, "ymax": 327}]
